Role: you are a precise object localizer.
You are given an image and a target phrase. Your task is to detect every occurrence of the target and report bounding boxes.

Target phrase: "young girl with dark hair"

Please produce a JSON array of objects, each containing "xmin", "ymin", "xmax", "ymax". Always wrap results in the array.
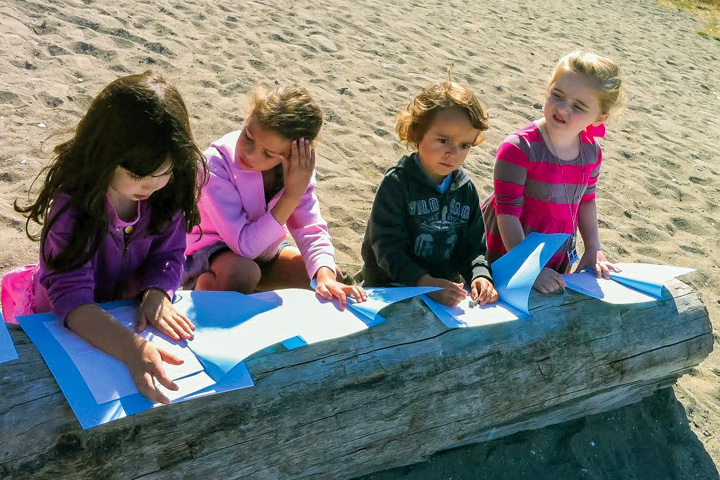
[{"xmin": 2, "ymin": 70, "xmax": 208, "ymax": 404}]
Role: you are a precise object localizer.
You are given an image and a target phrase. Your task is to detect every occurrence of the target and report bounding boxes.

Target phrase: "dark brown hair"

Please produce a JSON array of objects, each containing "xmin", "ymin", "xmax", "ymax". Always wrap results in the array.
[
  {"xmin": 16, "ymin": 70, "xmax": 208, "ymax": 272},
  {"xmin": 396, "ymin": 81, "xmax": 489, "ymax": 149}
]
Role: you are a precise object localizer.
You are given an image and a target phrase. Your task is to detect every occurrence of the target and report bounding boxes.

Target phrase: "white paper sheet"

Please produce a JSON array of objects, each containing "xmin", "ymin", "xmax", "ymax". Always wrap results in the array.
[
  {"xmin": 45, "ymin": 305, "xmax": 204, "ymax": 405},
  {"xmin": 562, "ymin": 272, "xmax": 657, "ymax": 304}
]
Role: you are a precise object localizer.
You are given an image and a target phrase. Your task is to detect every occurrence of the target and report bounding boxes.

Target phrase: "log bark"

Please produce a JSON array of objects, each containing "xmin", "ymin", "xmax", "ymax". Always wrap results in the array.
[{"xmin": 0, "ymin": 279, "xmax": 712, "ymax": 479}]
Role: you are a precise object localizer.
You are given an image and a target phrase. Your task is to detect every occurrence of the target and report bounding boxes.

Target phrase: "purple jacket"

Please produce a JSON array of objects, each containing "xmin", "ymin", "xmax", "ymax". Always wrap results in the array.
[{"xmin": 34, "ymin": 194, "xmax": 186, "ymax": 321}]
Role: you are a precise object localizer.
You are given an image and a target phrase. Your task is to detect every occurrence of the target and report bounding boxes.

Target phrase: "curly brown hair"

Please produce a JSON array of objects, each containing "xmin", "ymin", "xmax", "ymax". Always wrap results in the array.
[{"xmin": 396, "ymin": 81, "xmax": 489, "ymax": 150}]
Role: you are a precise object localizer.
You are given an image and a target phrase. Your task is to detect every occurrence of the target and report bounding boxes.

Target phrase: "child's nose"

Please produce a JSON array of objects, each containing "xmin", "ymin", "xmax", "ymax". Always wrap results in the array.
[{"xmin": 557, "ymin": 100, "xmax": 571, "ymax": 112}]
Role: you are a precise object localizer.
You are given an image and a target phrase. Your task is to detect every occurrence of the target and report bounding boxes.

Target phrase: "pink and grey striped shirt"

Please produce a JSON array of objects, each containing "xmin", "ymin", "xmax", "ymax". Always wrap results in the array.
[{"xmin": 482, "ymin": 121, "xmax": 602, "ymax": 271}]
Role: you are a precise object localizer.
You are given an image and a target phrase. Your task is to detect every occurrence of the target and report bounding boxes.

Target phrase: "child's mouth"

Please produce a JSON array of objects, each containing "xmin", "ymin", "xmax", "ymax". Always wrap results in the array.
[{"xmin": 237, "ymin": 155, "xmax": 253, "ymax": 169}]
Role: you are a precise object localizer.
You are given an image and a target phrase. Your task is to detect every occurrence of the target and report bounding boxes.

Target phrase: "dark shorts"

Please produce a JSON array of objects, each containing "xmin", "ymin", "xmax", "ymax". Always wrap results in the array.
[{"xmin": 181, "ymin": 241, "xmax": 291, "ymax": 289}]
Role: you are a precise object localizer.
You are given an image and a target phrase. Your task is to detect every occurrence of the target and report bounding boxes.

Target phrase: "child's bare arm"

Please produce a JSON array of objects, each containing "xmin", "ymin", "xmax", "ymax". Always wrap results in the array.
[
  {"xmin": 65, "ymin": 304, "xmax": 183, "ymax": 404},
  {"xmin": 496, "ymin": 214, "xmax": 526, "ymax": 252}
]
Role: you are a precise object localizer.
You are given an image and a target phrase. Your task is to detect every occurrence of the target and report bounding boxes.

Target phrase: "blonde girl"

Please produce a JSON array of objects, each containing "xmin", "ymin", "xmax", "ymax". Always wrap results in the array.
[{"xmin": 483, "ymin": 51, "xmax": 626, "ymax": 294}]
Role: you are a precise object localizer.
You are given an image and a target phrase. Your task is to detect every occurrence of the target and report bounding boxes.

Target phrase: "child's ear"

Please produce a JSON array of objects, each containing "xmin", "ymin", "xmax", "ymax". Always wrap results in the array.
[{"xmin": 592, "ymin": 113, "xmax": 609, "ymax": 126}]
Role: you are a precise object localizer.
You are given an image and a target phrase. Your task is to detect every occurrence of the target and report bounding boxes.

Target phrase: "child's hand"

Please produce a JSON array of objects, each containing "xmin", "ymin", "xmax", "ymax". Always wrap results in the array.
[
  {"xmin": 533, "ymin": 267, "xmax": 566, "ymax": 294},
  {"xmin": 315, "ymin": 267, "xmax": 368, "ymax": 310},
  {"xmin": 470, "ymin": 277, "xmax": 499, "ymax": 305},
  {"xmin": 281, "ymin": 138, "xmax": 315, "ymax": 199},
  {"xmin": 574, "ymin": 249, "xmax": 619, "ymax": 279},
  {"xmin": 127, "ymin": 340, "xmax": 184, "ymax": 405},
  {"xmin": 418, "ymin": 274, "xmax": 468, "ymax": 306},
  {"xmin": 137, "ymin": 289, "xmax": 195, "ymax": 341}
]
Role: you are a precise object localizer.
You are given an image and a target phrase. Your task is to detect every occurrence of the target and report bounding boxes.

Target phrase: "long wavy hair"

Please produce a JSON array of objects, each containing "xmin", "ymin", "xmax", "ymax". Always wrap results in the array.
[{"xmin": 16, "ymin": 70, "xmax": 208, "ymax": 272}]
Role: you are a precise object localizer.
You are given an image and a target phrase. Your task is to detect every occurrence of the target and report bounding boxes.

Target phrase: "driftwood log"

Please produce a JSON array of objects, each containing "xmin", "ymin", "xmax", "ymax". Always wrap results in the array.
[{"xmin": 0, "ymin": 279, "xmax": 713, "ymax": 479}]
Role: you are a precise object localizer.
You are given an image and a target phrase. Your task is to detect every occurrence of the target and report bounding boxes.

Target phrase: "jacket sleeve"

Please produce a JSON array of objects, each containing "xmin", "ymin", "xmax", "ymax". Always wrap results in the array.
[
  {"xmin": 37, "ymin": 198, "xmax": 96, "ymax": 322},
  {"xmin": 457, "ymin": 183, "xmax": 492, "ymax": 284},
  {"xmin": 367, "ymin": 173, "xmax": 427, "ymax": 286},
  {"xmin": 137, "ymin": 211, "xmax": 187, "ymax": 298},
  {"xmin": 200, "ymin": 154, "xmax": 287, "ymax": 259},
  {"xmin": 286, "ymin": 175, "xmax": 336, "ymax": 279}
]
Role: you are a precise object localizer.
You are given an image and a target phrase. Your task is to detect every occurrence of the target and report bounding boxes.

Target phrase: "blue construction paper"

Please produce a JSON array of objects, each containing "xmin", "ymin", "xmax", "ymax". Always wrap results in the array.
[
  {"xmin": 281, "ymin": 286, "xmax": 441, "ymax": 350},
  {"xmin": 563, "ymin": 263, "xmax": 694, "ymax": 304},
  {"xmin": 609, "ymin": 263, "xmax": 694, "ymax": 299},
  {"xmin": 0, "ymin": 312, "xmax": 19, "ymax": 364},
  {"xmin": 421, "ymin": 233, "xmax": 568, "ymax": 328},
  {"xmin": 491, "ymin": 232, "xmax": 570, "ymax": 315},
  {"xmin": 172, "ymin": 290, "xmax": 279, "ymax": 376},
  {"xmin": 422, "ymin": 290, "xmax": 527, "ymax": 329},
  {"xmin": 561, "ymin": 272, "xmax": 657, "ymax": 304},
  {"xmin": 282, "ymin": 336, "xmax": 308, "ymax": 349},
  {"xmin": 347, "ymin": 286, "xmax": 441, "ymax": 326},
  {"xmin": 18, "ymin": 300, "xmax": 254, "ymax": 429}
]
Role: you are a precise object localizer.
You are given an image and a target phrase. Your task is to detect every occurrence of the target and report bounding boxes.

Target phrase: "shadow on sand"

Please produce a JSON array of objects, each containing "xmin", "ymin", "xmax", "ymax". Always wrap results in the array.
[{"xmin": 357, "ymin": 388, "xmax": 719, "ymax": 480}]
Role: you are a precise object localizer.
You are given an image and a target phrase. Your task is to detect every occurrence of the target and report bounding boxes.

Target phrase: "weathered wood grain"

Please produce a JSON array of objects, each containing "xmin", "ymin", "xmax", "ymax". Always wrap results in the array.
[{"xmin": 0, "ymin": 279, "xmax": 712, "ymax": 479}]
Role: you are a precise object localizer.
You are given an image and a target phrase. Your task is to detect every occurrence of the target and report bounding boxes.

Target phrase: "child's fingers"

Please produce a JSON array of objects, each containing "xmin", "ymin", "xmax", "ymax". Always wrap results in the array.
[
  {"xmin": 137, "ymin": 373, "xmax": 171, "ymax": 405},
  {"xmin": 303, "ymin": 139, "xmax": 315, "ymax": 170},
  {"xmin": 153, "ymin": 364, "xmax": 179, "ymax": 393},
  {"xmin": 331, "ymin": 286, "xmax": 347, "ymax": 310},
  {"xmin": 135, "ymin": 313, "xmax": 148, "ymax": 333},
  {"xmin": 289, "ymin": 139, "xmax": 299, "ymax": 165},
  {"xmin": 342, "ymin": 284, "xmax": 367, "ymax": 302},
  {"xmin": 315, "ymin": 283, "xmax": 333, "ymax": 302},
  {"xmin": 168, "ymin": 313, "xmax": 194, "ymax": 339},
  {"xmin": 155, "ymin": 319, "xmax": 181, "ymax": 341},
  {"xmin": 178, "ymin": 312, "xmax": 196, "ymax": 330},
  {"xmin": 158, "ymin": 346, "xmax": 184, "ymax": 365},
  {"xmin": 486, "ymin": 288, "xmax": 499, "ymax": 304}
]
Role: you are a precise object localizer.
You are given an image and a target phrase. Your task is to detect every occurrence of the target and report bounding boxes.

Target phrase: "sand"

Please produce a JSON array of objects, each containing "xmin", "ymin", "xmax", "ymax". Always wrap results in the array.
[{"xmin": 1, "ymin": 0, "xmax": 719, "ymax": 477}]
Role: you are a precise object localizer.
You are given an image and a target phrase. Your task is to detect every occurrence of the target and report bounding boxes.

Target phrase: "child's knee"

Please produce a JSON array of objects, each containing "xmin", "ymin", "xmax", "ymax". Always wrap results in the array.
[{"xmin": 226, "ymin": 258, "xmax": 261, "ymax": 293}]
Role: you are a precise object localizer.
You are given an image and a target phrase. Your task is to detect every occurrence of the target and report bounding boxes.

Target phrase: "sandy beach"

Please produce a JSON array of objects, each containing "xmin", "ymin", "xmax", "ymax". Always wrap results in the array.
[{"xmin": 1, "ymin": 0, "xmax": 719, "ymax": 477}]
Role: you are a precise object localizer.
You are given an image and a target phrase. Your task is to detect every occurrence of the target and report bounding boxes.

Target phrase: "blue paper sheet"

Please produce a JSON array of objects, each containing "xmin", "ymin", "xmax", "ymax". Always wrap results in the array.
[
  {"xmin": 282, "ymin": 286, "xmax": 441, "ymax": 349},
  {"xmin": 0, "ymin": 312, "xmax": 19, "ymax": 364},
  {"xmin": 562, "ymin": 262, "xmax": 694, "ymax": 304},
  {"xmin": 172, "ymin": 290, "xmax": 280, "ymax": 377},
  {"xmin": 18, "ymin": 300, "xmax": 254, "ymax": 429},
  {"xmin": 491, "ymin": 232, "xmax": 570, "ymax": 315},
  {"xmin": 423, "ymin": 232, "xmax": 569, "ymax": 328}
]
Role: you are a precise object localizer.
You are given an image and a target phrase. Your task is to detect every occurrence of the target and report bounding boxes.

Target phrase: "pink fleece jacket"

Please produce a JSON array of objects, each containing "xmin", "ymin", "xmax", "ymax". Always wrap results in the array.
[{"xmin": 185, "ymin": 130, "xmax": 336, "ymax": 279}]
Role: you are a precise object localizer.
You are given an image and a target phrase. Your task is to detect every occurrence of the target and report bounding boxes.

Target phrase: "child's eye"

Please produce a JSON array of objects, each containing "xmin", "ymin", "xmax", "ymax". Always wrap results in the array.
[
  {"xmin": 551, "ymin": 92, "xmax": 562, "ymax": 99},
  {"xmin": 128, "ymin": 172, "xmax": 143, "ymax": 181},
  {"xmin": 460, "ymin": 144, "xmax": 472, "ymax": 150},
  {"xmin": 573, "ymin": 104, "xmax": 587, "ymax": 112},
  {"xmin": 438, "ymin": 138, "xmax": 448, "ymax": 144}
]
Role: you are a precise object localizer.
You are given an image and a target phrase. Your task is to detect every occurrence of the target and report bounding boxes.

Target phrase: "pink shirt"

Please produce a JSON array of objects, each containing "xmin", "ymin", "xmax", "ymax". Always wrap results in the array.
[
  {"xmin": 186, "ymin": 130, "xmax": 336, "ymax": 279},
  {"xmin": 483, "ymin": 122, "xmax": 602, "ymax": 271}
]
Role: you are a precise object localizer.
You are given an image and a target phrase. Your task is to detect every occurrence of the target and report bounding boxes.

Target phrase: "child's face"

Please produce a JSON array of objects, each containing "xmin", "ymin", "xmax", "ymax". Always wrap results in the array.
[
  {"xmin": 417, "ymin": 108, "xmax": 480, "ymax": 184},
  {"xmin": 235, "ymin": 116, "xmax": 292, "ymax": 172},
  {"xmin": 544, "ymin": 71, "xmax": 608, "ymax": 139},
  {"xmin": 108, "ymin": 159, "xmax": 173, "ymax": 203}
]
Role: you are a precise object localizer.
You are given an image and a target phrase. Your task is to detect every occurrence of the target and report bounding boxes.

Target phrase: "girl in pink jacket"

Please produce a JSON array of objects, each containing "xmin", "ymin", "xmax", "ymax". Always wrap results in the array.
[{"xmin": 185, "ymin": 85, "xmax": 365, "ymax": 308}]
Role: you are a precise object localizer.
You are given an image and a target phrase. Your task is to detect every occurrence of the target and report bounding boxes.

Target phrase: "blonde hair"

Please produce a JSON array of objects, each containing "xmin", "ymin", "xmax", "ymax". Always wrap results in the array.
[
  {"xmin": 396, "ymin": 81, "xmax": 489, "ymax": 150},
  {"xmin": 249, "ymin": 84, "xmax": 323, "ymax": 141},
  {"xmin": 548, "ymin": 51, "xmax": 626, "ymax": 117}
]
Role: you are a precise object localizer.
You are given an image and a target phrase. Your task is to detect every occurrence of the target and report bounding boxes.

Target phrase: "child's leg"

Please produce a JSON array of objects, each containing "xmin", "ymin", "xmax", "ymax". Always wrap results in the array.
[
  {"xmin": 256, "ymin": 246, "xmax": 311, "ymax": 291},
  {"xmin": 195, "ymin": 251, "xmax": 261, "ymax": 293}
]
